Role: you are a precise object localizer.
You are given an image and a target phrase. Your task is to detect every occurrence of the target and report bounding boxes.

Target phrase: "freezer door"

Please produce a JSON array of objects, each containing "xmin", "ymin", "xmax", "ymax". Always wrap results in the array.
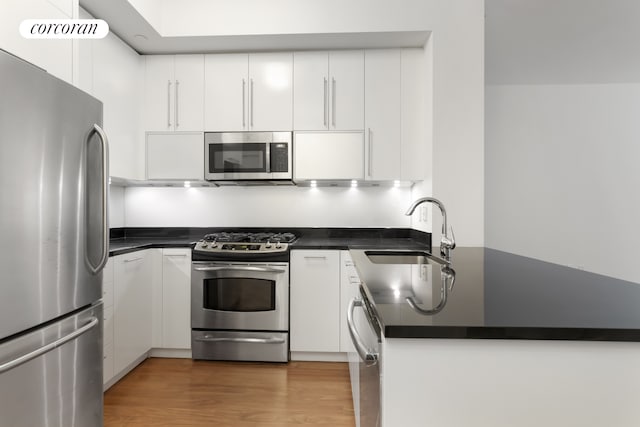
[
  {"xmin": 0, "ymin": 303, "xmax": 103, "ymax": 427},
  {"xmin": 0, "ymin": 50, "xmax": 108, "ymax": 340}
]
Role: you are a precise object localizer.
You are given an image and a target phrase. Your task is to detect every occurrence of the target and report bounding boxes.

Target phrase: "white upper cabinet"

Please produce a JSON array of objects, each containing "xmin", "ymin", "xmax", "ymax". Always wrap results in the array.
[
  {"xmin": 328, "ymin": 51, "xmax": 365, "ymax": 131},
  {"xmin": 294, "ymin": 132, "xmax": 364, "ymax": 181},
  {"xmin": 146, "ymin": 132, "xmax": 204, "ymax": 180},
  {"xmin": 145, "ymin": 55, "xmax": 204, "ymax": 132},
  {"xmin": 204, "ymin": 54, "xmax": 248, "ymax": 132},
  {"xmin": 364, "ymin": 49, "xmax": 402, "ymax": 180},
  {"xmin": 249, "ymin": 53, "xmax": 293, "ymax": 131},
  {"xmin": 293, "ymin": 50, "xmax": 364, "ymax": 131},
  {"xmin": 204, "ymin": 52, "xmax": 293, "ymax": 131}
]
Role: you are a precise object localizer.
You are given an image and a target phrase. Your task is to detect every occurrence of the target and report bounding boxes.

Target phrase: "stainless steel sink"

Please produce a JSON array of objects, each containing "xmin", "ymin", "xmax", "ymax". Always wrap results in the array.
[{"xmin": 364, "ymin": 250, "xmax": 448, "ymax": 266}]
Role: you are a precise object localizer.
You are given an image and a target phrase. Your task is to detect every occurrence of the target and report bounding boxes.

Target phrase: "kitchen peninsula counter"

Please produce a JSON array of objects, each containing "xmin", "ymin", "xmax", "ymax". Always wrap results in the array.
[
  {"xmin": 349, "ymin": 247, "xmax": 640, "ymax": 342},
  {"xmin": 348, "ymin": 247, "xmax": 640, "ymax": 427}
]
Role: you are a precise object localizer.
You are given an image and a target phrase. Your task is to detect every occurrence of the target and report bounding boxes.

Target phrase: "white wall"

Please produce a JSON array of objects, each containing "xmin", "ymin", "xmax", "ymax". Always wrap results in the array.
[
  {"xmin": 485, "ymin": 0, "xmax": 640, "ymax": 283},
  {"xmin": 124, "ymin": 186, "xmax": 412, "ymax": 228}
]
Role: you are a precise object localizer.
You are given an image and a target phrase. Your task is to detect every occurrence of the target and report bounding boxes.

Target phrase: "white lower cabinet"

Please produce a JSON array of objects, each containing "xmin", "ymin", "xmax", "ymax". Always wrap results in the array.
[
  {"xmin": 340, "ymin": 252, "xmax": 361, "ymax": 353},
  {"xmin": 290, "ymin": 250, "xmax": 341, "ymax": 353},
  {"xmin": 161, "ymin": 249, "xmax": 192, "ymax": 349},
  {"xmin": 102, "ymin": 259, "xmax": 114, "ymax": 386},
  {"xmin": 113, "ymin": 250, "xmax": 154, "ymax": 378}
]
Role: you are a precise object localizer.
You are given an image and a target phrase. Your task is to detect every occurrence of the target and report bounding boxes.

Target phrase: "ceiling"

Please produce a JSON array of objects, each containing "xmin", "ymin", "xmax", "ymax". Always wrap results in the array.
[{"xmin": 80, "ymin": 0, "xmax": 429, "ymax": 54}]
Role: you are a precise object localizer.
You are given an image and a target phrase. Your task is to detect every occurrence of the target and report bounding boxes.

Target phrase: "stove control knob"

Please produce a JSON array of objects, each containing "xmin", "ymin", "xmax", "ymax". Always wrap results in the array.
[
  {"xmin": 275, "ymin": 242, "xmax": 282, "ymax": 249},
  {"xmin": 211, "ymin": 243, "xmax": 217, "ymax": 248},
  {"xmin": 265, "ymin": 242, "xmax": 272, "ymax": 249},
  {"xmin": 201, "ymin": 243, "xmax": 208, "ymax": 248}
]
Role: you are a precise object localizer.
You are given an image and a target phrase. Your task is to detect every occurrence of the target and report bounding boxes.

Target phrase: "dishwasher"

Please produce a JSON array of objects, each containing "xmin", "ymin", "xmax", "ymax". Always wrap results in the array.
[{"xmin": 348, "ymin": 287, "xmax": 382, "ymax": 427}]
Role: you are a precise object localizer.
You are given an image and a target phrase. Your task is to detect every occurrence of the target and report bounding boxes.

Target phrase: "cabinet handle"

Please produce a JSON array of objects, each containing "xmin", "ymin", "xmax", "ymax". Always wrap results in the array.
[
  {"xmin": 304, "ymin": 256, "xmax": 327, "ymax": 260},
  {"xmin": 323, "ymin": 77, "xmax": 328, "ymax": 127},
  {"xmin": 250, "ymin": 78, "xmax": 254, "ymax": 128},
  {"xmin": 332, "ymin": 77, "xmax": 336, "ymax": 127},
  {"xmin": 175, "ymin": 80, "xmax": 179, "ymax": 128},
  {"xmin": 165, "ymin": 254, "xmax": 188, "ymax": 257},
  {"xmin": 123, "ymin": 257, "xmax": 144, "ymax": 263},
  {"xmin": 167, "ymin": 80, "xmax": 172, "ymax": 128},
  {"xmin": 368, "ymin": 128, "xmax": 373, "ymax": 177},
  {"xmin": 242, "ymin": 79, "xmax": 246, "ymax": 128}
]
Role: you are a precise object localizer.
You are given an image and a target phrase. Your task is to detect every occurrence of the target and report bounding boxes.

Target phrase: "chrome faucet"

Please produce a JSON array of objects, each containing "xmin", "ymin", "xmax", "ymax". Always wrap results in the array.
[{"xmin": 405, "ymin": 197, "xmax": 456, "ymax": 261}]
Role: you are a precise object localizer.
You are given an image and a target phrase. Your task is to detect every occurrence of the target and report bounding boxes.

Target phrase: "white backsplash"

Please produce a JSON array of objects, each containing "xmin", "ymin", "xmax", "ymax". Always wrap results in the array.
[{"xmin": 123, "ymin": 186, "xmax": 412, "ymax": 228}]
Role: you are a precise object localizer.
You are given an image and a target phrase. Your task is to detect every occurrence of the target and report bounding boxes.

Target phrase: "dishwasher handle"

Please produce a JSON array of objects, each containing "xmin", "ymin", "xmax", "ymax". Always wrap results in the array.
[{"xmin": 347, "ymin": 298, "xmax": 378, "ymax": 366}]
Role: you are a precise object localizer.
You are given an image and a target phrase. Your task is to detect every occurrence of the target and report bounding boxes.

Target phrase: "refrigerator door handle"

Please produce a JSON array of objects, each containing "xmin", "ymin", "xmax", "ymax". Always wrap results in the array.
[
  {"xmin": 0, "ymin": 317, "xmax": 99, "ymax": 374},
  {"xmin": 88, "ymin": 124, "xmax": 109, "ymax": 274}
]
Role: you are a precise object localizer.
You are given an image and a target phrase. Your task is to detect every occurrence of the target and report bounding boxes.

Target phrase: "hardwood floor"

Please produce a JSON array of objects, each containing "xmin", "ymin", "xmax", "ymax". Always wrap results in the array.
[{"xmin": 104, "ymin": 358, "xmax": 355, "ymax": 427}]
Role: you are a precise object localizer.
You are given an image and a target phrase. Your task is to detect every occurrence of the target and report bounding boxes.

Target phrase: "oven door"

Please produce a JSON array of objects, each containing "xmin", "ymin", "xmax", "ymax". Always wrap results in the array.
[{"xmin": 191, "ymin": 262, "xmax": 289, "ymax": 331}]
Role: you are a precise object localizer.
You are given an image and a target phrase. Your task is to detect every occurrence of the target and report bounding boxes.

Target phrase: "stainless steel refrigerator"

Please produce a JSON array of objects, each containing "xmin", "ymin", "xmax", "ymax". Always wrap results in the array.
[{"xmin": 0, "ymin": 49, "xmax": 108, "ymax": 426}]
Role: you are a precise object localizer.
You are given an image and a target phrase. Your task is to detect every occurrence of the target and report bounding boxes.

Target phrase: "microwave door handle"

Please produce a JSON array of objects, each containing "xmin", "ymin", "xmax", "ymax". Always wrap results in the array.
[
  {"xmin": 265, "ymin": 142, "xmax": 271, "ymax": 174},
  {"xmin": 194, "ymin": 266, "xmax": 286, "ymax": 274}
]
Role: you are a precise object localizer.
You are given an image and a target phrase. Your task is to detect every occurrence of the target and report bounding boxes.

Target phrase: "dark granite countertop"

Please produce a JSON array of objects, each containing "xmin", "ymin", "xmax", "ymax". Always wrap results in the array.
[
  {"xmin": 109, "ymin": 238, "xmax": 196, "ymax": 256},
  {"xmin": 349, "ymin": 247, "xmax": 640, "ymax": 342},
  {"xmin": 108, "ymin": 227, "xmax": 431, "ymax": 256}
]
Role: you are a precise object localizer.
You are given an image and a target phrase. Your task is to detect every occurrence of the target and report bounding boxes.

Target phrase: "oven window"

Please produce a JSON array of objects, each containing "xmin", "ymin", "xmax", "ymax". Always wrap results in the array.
[
  {"xmin": 209, "ymin": 143, "xmax": 267, "ymax": 173},
  {"xmin": 203, "ymin": 278, "xmax": 276, "ymax": 312}
]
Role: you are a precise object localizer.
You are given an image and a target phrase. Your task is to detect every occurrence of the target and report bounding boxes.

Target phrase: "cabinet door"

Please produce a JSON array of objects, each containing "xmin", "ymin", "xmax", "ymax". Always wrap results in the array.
[
  {"xmin": 114, "ymin": 251, "xmax": 152, "ymax": 374},
  {"xmin": 249, "ymin": 52, "xmax": 293, "ymax": 131},
  {"xmin": 293, "ymin": 51, "xmax": 329, "ymax": 131},
  {"xmin": 146, "ymin": 132, "xmax": 204, "ymax": 180},
  {"xmin": 204, "ymin": 53, "xmax": 248, "ymax": 131},
  {"xmin": 329, "ymin": 50, "xmax": 364, "ymax": 131},
  {"xmin": 145, "ymin": 56, "xmax": 175, "ymax": 132},
  {"xmin": 290, "ymin": 250, "xmax": 340, "ymax": 352},
  {"xmin": 364, "ymin": 49, "xmax": 401, "ymax": 180},
  {"xmin": 174, "ymin": 55, "xmax": 204, "ymax": 131},
  {"xmin": 294, "ymin": 132, "xmax": 364, "ymax": 180},
  {"xmin": 161, "ymin": 249, "xmax": 192, "ymax": 349},
  {"xmin": 339, "ymin": 251, "xmax": 362, "ymax": 352}
]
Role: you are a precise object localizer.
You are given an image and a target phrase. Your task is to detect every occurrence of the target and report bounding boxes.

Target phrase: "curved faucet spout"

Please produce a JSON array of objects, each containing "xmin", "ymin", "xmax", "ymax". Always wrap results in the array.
[{"xmin": 405, "ymin": 197, "xmax": 455, "ymax": 261}]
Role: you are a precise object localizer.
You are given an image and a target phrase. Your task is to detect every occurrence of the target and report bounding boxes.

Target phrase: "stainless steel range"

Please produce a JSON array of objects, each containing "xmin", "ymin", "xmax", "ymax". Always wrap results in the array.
[{"xmin": 191, "ymin": 231, "xmax": 297, "ymax": 362}]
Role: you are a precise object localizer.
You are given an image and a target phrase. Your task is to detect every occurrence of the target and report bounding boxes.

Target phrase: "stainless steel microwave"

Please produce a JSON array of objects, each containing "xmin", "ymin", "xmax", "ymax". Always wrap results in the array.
[{"xmin": 204, "ymin": 132, "xmax": 292, "ymax": 182}]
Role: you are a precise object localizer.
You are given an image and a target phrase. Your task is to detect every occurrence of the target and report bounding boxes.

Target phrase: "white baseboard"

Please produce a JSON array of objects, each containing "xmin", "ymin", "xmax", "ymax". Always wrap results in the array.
[
  {"xmin": 290, "ymin": 351, "xmax": 348, "ymax": 362},
  {"xmin": 150, "ymin": 348, "xmax": 192, "ymax": 359}
]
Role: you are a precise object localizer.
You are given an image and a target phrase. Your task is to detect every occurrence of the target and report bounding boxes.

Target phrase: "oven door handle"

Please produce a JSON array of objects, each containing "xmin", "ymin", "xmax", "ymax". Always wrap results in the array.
[
  {"xmin": 194, "ymin": 336, "xmax": 286, "ymax": 345},
  {"xmin": 194, "ymin": 266, "xmax": 286, "ymax": 274}
]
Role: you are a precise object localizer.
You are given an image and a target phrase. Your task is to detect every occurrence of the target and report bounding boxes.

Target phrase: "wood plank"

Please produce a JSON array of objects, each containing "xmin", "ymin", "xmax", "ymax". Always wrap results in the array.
[{"xmin": 104, "ymin": 358, "xmax": 356, "ymax": 426}]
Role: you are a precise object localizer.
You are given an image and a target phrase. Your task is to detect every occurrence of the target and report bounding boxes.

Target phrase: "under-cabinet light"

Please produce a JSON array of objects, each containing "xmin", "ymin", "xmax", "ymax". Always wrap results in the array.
[
  {"xmin": 310, "ymin": 180, "xmax": 317, "ymax": 188},
  {"xmin": 351, "ymin": 180, "xmax": 358, "ymax": 187},
  {"xmin": 183, "ymin": 181, "xmax": 191, "ymax": 188},
  {"xmin": 394, "ymin": 180, "xmax": 401, "ymax": 187}
]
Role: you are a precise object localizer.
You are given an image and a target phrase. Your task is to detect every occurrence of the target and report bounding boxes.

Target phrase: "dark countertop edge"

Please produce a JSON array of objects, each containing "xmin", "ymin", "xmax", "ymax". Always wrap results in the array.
[
  {"xmin": 109, "ymin": 242, "xmax": 194, "ymax": 257},
  {"xmin": 383, "ymin": 325, "xmax": 640, "ymax": 342},
  {"xmin": 108, "ymin": 227, "xmax": 431, "ymax": 256}
]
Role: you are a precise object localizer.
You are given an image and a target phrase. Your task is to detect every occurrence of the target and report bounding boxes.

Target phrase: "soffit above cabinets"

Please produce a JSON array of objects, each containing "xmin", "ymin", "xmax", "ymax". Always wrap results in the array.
[{"xmin": 80, "ymin": 0, "xmax": 430, "ymax": 54}]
